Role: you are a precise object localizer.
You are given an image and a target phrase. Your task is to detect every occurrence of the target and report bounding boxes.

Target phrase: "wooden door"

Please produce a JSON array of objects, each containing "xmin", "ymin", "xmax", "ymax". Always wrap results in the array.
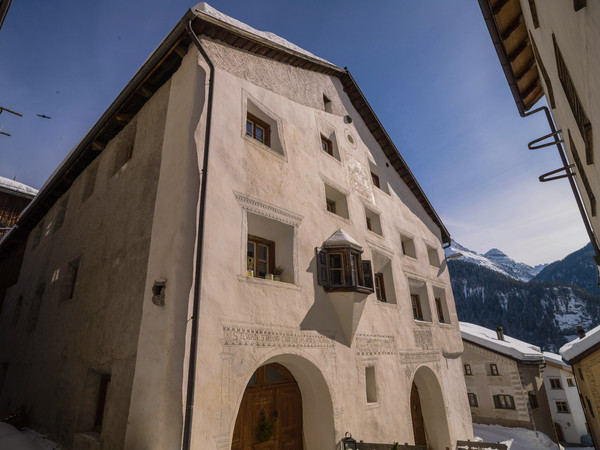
[
  {"xmin": 232, "ymin": 364, "xmax": 303, "ymax": 450},
  {"xmin": 410, "ymin": 382, "xmax": 427, "ymax": 446},
  {"xmin": 554, "ymin": 422, "xmax": 564, "ymax": 442}
]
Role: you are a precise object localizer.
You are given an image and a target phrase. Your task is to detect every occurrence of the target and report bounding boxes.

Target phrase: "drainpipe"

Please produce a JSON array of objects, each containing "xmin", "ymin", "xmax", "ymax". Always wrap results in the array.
[{"xmin": 182, "ymin": 19, "xmax": 215, "ymax": 450}]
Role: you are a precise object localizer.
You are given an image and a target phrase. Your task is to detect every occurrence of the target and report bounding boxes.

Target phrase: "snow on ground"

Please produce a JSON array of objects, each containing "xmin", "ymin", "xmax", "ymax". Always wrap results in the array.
[
  {"xmin": 0, "ymin": 423, "xmax": 61, "ymax": 450},
  {"xmin": 473, "ymin": 423, "xmax": 593, "ymax": 450}
]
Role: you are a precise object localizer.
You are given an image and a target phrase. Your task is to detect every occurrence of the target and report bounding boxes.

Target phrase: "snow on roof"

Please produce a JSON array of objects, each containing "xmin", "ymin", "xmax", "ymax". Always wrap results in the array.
[
  {"xmin": 460, "ymin": 322, "xmax": 543, "ymax": 363},
  {"xmin": 323, "ymin": 229, "xmax": 363, "ymax": 250},
  {"xmin": 192, "ymin": 3, "xmax": 336, "ymax": 66},
  {"xmin": 0, "ymin": 176, "xmax": 38, "ymax": 198},
  {"xmin": 560, "ymin": 323, "xmax": 600, "ymax": 363},
  {"xmin": 543, "ymin": 351, "xmax": 569, "ymax": 368}
]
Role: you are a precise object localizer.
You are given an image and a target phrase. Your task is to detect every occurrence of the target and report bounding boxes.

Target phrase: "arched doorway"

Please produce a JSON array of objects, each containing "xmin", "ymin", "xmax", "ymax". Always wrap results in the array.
[
  {"xmin": 411, "ymin": 366, "xmax": 451, "ymax": 449},
  {"xmin": 410, "ymin": 382, "xmax": 427, "ymax": 446},
  {"xmin": 232, "ymin": 363, "xmax": 303, "ymax": 449}
]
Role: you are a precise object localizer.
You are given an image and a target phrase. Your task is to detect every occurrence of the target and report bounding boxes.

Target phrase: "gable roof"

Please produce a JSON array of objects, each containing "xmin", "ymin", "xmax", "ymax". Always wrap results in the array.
[
  {"xmin": 460, "ymin": 322, "xmax": 543, "ymax": 364},
  {"xmin": 0, "ymin": 176, "xmax": 37, "ymax": 199},
  {"xmin": 560, "ymin": 323, "xmax": 600, "ymax": 364},
  {"xmin": 0, "ymin": 3, "xmax": 450, "ymax": 254}
]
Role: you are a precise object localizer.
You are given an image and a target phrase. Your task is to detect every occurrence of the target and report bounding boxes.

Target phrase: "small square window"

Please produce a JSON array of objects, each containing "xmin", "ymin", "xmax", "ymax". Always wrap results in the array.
[
  {"xmin": 490, "ymin": 364, "xmax": 499, "ymax": 376},
  {"xmin": 374, "ymin": 273, "xmax": 386, "ymax": 302},
  {"xmin": 365, "ymin": 208, "xmax": 382, "ymax": 236},
  {"xmin": 401, "ymin": 235, "xmax": 416, "ymax": 259},
  {"xmin": 493, "ymin": 394, "xmax": 515, "ymax": 410},
  {"xmin": 556, "ymin": 401, "xmax": 569, "ymax": 413},
  {"xmin": 246, "ymin": 113, "xmax": 271, "ymax": 147},
  {"xmin": 468, "ymin": 393, "xmax": 478, "ymax": 407},
  {"xmin": 323, "ymin": 94, "xmax": 332, "ymax": 113},
  {"xmin": 247, "ymin": 235, "xmax": 275, "ymax": 278},
  {"xmin": 371, "ymin": 172, "xmax": 380, "ymax": 188},
  {"xmin": 464, "ymin": 364, "xmax": 472, "ymax": 376},
  {"xmin": 549, "ymin": 378, "xmax": 563, "ymax": 390},
  {"xmin": 321, "ymin": 135, "xmax": 333, "ymax": 156},
  {"xmin": 529, "ymin": 393, "xmax": 539, "ymax": 409},
  {"xmin": 324, "ymin": 183, "xmax": 349, "ymax": 219},
  {"xmin": 411, "ymin": 294, "xmax": 423, "ymax": 321},
  {"xmin": 427, "ymin": 245, "xmax": 440, "ymax": 268},
  {"xmin": 567, "ymin": 378, "xmax": 575, "ymax": 387}
]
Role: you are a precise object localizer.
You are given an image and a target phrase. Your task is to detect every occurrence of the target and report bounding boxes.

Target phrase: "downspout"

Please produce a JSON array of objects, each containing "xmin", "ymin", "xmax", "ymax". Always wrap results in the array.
[{"xmin": 182, "ymin": 19, "xmax": 215, "ymax": 450}]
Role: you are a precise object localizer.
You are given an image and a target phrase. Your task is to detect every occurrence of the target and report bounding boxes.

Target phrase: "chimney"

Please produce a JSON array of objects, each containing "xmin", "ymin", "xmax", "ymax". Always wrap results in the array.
[
  {"xmin": 577, "ymin": 326, "xmax": 586, "ymax": 339},
  {"xmin": 496, "ymin": 324, "xmax": 504, "ymax": 341}
]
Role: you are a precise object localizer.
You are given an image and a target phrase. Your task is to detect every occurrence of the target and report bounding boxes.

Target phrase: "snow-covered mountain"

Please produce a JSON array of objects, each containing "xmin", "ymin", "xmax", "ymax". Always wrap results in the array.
[
  {"xmin": 445, "ymin": 241, "xmax": 546, "ymax": 281},
  {"xmin": 447, "ymin": 242, "xmax": 600, "ymax": 351}
]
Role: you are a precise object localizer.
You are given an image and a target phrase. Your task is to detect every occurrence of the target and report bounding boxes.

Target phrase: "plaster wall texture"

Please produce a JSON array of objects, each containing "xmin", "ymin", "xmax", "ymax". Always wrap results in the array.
[
  {"xmin": 519, "ymin": 0, "xmax": 600, "ymax": 239},
  {"xmin": 179, "ymin": 37, "xmax": 471, "ymax": 449},
  {"xmin": 572, "ymin": 353, "xmax": 600, "ymax": 446},
  {"xmin": 542, "ymin": 362, "xmax": 587, "ymax": 444},
  {"xmin": 0, "ymin": 77, "xmax": 170, "ymax": 449}
]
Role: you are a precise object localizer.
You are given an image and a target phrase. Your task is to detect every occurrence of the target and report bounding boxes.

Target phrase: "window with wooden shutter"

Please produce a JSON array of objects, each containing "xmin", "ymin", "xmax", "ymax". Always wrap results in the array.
[{"xmin": 315, "ymin": 246, "xmax": 373, "ymax": 294}]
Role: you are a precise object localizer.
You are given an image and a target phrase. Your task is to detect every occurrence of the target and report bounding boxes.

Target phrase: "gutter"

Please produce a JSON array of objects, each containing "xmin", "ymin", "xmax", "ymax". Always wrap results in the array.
[{"xmin": 182, "ymin": 18, "xmax": 215, "ymax": 450}]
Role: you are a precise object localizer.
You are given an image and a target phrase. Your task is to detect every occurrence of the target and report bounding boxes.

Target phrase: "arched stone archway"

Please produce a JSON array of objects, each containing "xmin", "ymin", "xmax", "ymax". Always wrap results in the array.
[
  {"xmin": 230, "ymin": 353, "xmax": 335, "ymax": 449},
  {"xmin": 411, "ymin": 365, "xmax": 451, "ymax": 449}
]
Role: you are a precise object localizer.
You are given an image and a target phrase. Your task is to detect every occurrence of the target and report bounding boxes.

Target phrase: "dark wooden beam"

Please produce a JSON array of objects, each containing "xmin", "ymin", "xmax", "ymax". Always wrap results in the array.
[
  {"xmin": 115, "ymin": 113, "xmax": 134, "ymax": 123},
  {"xmin": 492, "ymin": 0, "xmax": 511, "ymax": 15},
  {"xmin": 515, "ymin": 58, "xmax": 535, "ymax": 81},
  {"xmin": 520, "ymin": 79, "xmax": 540, "ymax": 99},
  {"xmin": 500, "ymin": 15, "xmax": 522, "ymax": 41},
  {"xmin": 507, "ymin": 38, "xmax": 529, "ymax": 62}
]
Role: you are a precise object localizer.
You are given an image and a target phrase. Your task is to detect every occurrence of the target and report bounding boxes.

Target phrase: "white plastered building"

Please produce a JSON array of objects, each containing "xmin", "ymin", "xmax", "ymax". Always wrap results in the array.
[{"xmin": 0, "ymin": 4, "xmax": 473, "ymax": 449}]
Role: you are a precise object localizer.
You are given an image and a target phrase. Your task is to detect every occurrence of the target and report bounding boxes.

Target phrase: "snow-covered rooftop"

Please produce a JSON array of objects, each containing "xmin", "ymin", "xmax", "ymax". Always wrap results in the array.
[
  {"xmin": 193, "ymin": 3, "xmax": 336, "ymax": 66},
  {"xmin": 0, "ymin": 176, "xmax": 38, "ymax": 198},
  {"xmin": 543, "ymin": 351, "xmax": 569, "ymax": 368},
  {"xmin": 460, "ymin": 322, "xmax": 543, "ymax": 363},
  {"xmin": 560, "ymin": 323, "xmax": 600, "ymax": 363},
  {"xmin": 323, "ymin": 229, "xmax": 362, "ymax": 250}
]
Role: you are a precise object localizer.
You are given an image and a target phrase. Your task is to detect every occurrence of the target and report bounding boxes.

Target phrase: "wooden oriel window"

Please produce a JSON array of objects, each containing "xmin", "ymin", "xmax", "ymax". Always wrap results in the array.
[
  {"xmin": 374, "ymin": 273, "xmax": 386, "ymax": 302},
  {"xmin": 490, "ymin": 363, "xmax": 499, "ymax": 376},
  {"xmin": 435, "ymin": 297, "xmax": 445, "ymax": 323},
  {"xmin": 247, "ymin": 235, "xmax": 275, "ymax": 278},
  {"xmin": 468, "ymin": 393, "xmax": 478, "ymax": 407},
  {"xmin": 371, "ymin": 172, "xmax": 380, "ymax": 188},
  {"xmin": 493, "ymin": 394, "xmax": 515, "ymax": 410},
  {"xmin": 549, "ymin": 378, "xmax": 563, "ymax": 390},
  {"xmin": 411, "ymin": 294, "xmax": 423, "ymax": 321},
  {"xmin": 464, "ymin": 364, "xmax": 472, "ymax": 376},
  {"xmin": 317, "ymin": 247, "xmax": 373, "ymax": 294},
  {"xmin": 246, "ymin": 113, "xmax": 271, "ymax": 146},
  {"xmin": 321, "ymin": 135, "xmax": 333, "ymax": 156},
  {"xmin": 556, "ymin": 401, "xmax": 569, "ymax": 413}
]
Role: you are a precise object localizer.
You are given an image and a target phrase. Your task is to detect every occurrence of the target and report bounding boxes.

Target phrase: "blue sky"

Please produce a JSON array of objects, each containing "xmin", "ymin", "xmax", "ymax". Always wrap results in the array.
[{"xmin": 0, "ymin": 0, "xmax": 588, "ymax": 265}]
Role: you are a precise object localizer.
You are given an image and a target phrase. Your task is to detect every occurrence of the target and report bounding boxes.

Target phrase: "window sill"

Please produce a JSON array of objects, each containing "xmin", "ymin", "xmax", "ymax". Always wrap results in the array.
[
  {"xmin": 439, "ymin": 322, "xmax": 454, "ymax": 328},
  {"xmin": 243, "ymin": 134, "xmax": 286, "ymax": 161},
  {"xmin": 238, "ymin": 275, "xmax": 301, "ymax": 291},
  {"xmin": 365, "ymin": 402, "xmax": 380, "ymax": 410},
  {"xmin": 366, "ymin": 229, "xmax": 384, "ymax": 239},
  {"xmin": 413, "ymin": 319, "xmax": 433, "ymax": 326},
  {"xmin": 320, "ymin": 149, "xmax": 342, "ymax": 164},
  {"xmin": 324, "ymin": 210, "xmax": 351, "ymax": 222},
  {"xmin": 373, "ymin": 299, "xmax": 398, "ymax": 309}
]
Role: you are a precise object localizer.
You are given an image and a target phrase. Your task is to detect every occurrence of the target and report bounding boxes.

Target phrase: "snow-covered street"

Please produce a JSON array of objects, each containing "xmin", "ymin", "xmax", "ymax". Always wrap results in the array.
[{"xmin": 474, "ymin": 423, "xmax": 594, "ymax": 450}]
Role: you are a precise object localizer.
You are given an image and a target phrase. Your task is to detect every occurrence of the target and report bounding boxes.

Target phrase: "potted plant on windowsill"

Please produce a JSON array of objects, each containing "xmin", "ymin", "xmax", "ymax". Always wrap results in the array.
[
  {"xmin": 247, "ymin": 258, "xmax": 254, "ymax": 277},
  {"xmin": 273, "ymin": 266, "xmax": 284, "ymax": 282}
]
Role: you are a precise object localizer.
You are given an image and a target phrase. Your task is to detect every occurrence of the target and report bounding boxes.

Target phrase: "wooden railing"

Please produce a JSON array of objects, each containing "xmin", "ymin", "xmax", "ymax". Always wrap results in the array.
[
  {"xmin": 355, "ymin": 443, "xmax": 426, "ymax": 450},
  {"xmin": 456, "ymin": 440, "xmax": 508, "ymax": 450}
]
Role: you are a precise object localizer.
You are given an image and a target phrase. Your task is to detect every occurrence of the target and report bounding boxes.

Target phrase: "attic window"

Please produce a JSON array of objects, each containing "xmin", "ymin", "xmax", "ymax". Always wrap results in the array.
[
  {"xmin": 246, "ymin": 113, "xmax": 271, "ymax": 146},
  {"xmin": 316, "ymin": 230, "xmax": 374, "ymax": 294},
  {"xmin": 323, "ymin": 94, "xmax": 332, "ymax": 113},
  {"xmin": 244, "ymin": 97, "xmax": 284, "ymax": 156}
]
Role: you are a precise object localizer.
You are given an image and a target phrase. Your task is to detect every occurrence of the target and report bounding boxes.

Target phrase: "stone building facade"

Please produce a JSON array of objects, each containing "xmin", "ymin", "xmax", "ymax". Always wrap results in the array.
[
  {"xmin": 0, "ymin": 4, "xmax": 472, "ymax": 449},
  {"xmin": 460, "ymin": 323, "xmax": 556, "ymax": 442}
]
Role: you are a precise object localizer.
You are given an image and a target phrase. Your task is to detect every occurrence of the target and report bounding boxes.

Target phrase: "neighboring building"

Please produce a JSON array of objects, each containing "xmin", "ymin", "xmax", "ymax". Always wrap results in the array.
[
  {"xmin": 542, "ymin": 351, "xmax": 589, "ymax": 444},
  {"xmin": 477, "ymin": 0, "xmax": 600, "ymax": 270},
  {"xmin": 460, "ymin": 322, "xmax": 557, "ymax": 442},
  {"xmin": 561, "ymin": 325, "xmax": 600, "ymax": 447},
  {"xmin": 0, "ymin": 4, "xmax": 472, "ymax": 449},
  {"xmin": 0, "ymin": 176, "xmax": 37, "ymax": 237}
]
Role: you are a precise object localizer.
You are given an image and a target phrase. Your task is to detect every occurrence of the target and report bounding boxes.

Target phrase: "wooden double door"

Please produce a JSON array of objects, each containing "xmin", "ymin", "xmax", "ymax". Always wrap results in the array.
[{"xmin": 232, "ymin": 363, "xmax": 303, "ymax": 450}]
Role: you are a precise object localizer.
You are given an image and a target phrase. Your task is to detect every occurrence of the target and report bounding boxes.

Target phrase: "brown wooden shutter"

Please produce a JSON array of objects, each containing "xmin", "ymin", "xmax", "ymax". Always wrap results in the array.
[
  {"xmin": 317, "ymin": 249, "xmax": 329, "ymax": 286},
  {"xmin": 361, "ymin": 260, "xmax": 374, "ymax": 290}
]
